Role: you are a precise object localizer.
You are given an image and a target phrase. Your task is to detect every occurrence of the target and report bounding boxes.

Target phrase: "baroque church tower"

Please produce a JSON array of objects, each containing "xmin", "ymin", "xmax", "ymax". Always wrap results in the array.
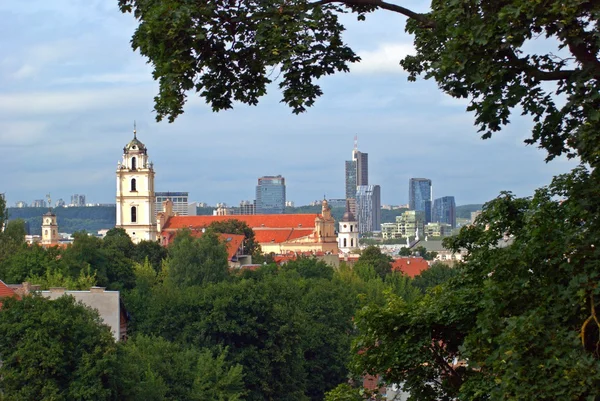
[
  {"xmin": 41, "ymin": 194, "xmax": 59, "ymax": 246},
  {"xmin": 338, "ymin": 200, "xmax": 359, "ymax": 254},
  {"xmin": 116, "ymin": 125, "xmax": 157, "ymax": 243}
]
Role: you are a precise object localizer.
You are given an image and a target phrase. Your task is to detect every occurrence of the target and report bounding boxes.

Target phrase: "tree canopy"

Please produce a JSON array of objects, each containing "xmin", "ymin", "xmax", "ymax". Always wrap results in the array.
[{"xmin": 118, "ymin": 0, "xmax": 600, "ymax": 166}]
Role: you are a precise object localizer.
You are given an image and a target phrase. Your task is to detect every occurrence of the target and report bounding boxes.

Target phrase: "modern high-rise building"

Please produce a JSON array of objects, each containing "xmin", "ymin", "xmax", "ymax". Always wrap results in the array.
[
  {"xmin": 432, "ymin": 196, "xmax": 456, "ymax": 228},
  {"xmin": 381, "ymin": 210, "xmax": 425, "ymax": 240},
  {"xmin": 32, "ymin": 199, "xmax": 47, "ymax": 208},
  {"xmin": 356, "ymin": 185, "xmax": 381, "ymax": 233},
  {"xmin": 239, "ymin": 200, "xmax": 256, "ymax": 215},
  {"xmin": 256, "ymin": 175, "xmax": 286, "ymax": 214},
  {"xmin": 155, "ymin": 192, "xmax": 189, "ymax": 216},
  {"xmin": 409, "ymin": 178, "xmax": 432, "ymax": 223},
  {"xmin": 345, "ymin": 138, "xmax": 369, "ymax": 216},
  {"xmin": 70, "ymin": 194, "xmax": 86, "ymax": 207}
]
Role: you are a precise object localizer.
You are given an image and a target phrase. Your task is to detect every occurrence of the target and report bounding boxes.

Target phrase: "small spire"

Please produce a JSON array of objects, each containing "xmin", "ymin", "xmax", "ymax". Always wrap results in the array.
[{"xmin": 133, "ymin": 121, "xmax": 137, "ymax": 138}]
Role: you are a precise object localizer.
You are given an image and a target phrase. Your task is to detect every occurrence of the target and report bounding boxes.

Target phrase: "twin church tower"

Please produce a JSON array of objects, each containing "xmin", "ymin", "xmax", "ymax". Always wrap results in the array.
[{"xmin": 115, "ymin": 126, "xmax": 157, "ymax": 243}]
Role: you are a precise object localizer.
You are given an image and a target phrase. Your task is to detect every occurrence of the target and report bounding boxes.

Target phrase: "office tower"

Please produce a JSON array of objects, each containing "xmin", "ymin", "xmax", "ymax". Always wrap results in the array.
[
  {"xmin": 70, "ymin": 194, "xmax": 86, "ymax": 207},
  {"xmin": 32, "ymin": 199, "xmax": 47, "ymax": 208},
  {"xmin": 381, "ymin": 210, "xmax": 426, "ymax": 240},
  {"xmin": 409, "ymin": 178, "xmax": 432, "ymax": 223},
  {"xmin": 432, "ymin": 196, "xmax": 456, "ymax": 228},
  {"xmin": 256, "ymin": 175, "xmax": 286, "ymax": 214},
  {"xmin": 345, "ymin": 137, "xmax": 369, "ymax": 216},
  {"xmin": 55, "ymin": 199, "xmax": 66, "ymax": 207},
  {"xmin": 356, "ymin": 185, "xmax": 381, "ymax": 233},
  {"xmin": 155, "ymin": 192, "xmax": 189, "ymax": 216}
]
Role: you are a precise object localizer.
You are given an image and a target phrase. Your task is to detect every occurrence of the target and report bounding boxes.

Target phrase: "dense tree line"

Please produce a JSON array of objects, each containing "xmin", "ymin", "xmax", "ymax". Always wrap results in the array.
[
  {"xmin": 7, "ymin": 206, "xmax": 116, "ymax": 235},
  {"xmin": 0, "ymin": 204, "xmax": 448, "ymax": 401}
]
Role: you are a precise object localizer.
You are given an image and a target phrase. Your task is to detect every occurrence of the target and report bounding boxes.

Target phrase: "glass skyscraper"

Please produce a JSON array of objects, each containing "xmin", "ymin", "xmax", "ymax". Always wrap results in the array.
[
  {"xmin": 256, "ymin": 175, "xmax": 286, "ymax": 214},
  {"xmin": 432, "ymin": 196, "xmax": 456, "ymax": 228},
  {"xmin": 409, "ymin": 178, "xmax": 432, "ymax": 223},
  {"xmin": 356, "ymin": 185, "xmax": 381, "ymax": 233}
]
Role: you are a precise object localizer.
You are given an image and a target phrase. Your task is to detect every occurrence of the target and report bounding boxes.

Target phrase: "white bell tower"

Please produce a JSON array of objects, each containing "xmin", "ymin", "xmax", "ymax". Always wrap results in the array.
[
  {"xmin": 338, "ymin": 200, "xmax": 359, "ymax": 254},
  {"xmin": 115, "ymin": 124, "xmax": 157, "ymax": 243}
]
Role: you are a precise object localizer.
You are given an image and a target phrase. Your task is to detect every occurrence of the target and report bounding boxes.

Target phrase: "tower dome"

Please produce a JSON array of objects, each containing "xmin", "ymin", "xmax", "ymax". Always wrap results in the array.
[{"xmin": 123, "ymin": 124, "xmax": 147, "ymax": 154}]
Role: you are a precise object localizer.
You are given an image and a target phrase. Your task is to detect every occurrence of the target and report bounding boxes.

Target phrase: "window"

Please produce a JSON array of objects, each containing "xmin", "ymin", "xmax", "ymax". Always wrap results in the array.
[
  {"xmin": 131, "ymin": 206, "xmax": 137, "ymax": 223},
  {"xmin": 131, "ymin": 178, "xmax": 137, "ymax": 192},
  {"xmin": 343, "ymin": 238, "xmax": 347, "ymax": 247},
  {"xmin": 350, "ymin": 225, "xmax": 353, "ymax": 232},
  {"xmin": 44, "ymin": 229, "xmax": 48, "ymax": 236},
  {"xmin": 351, "ymin": 238, "xmax": 354, "ymax": 247},
  {"xmin": 131, "ymin": 157, "xmax": 137, "ymax": 170}
]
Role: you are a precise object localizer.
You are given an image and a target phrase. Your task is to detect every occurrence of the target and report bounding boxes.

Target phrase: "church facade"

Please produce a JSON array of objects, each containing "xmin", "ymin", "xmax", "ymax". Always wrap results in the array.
[{"xmin": 115, "ymin": 127, "xmax": 157, "ymax": 243}]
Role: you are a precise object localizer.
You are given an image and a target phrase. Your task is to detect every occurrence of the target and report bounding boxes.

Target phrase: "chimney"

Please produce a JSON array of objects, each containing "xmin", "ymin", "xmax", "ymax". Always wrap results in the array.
[{"xmin": 90, "ymin": 286, "xmax": 106, "ymax": 293}]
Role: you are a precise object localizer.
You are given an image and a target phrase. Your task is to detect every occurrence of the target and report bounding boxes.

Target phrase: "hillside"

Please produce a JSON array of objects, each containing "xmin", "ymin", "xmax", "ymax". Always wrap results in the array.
[{"xmin": 7, "ymin": 206, "xmax": 116, "ymax": 235}]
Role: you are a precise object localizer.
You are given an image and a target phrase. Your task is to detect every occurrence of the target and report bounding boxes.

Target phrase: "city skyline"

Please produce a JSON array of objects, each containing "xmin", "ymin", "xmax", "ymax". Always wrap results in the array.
[{"xmin": 0, "ymin": 1, "xmax": 576, "ymax": 209}]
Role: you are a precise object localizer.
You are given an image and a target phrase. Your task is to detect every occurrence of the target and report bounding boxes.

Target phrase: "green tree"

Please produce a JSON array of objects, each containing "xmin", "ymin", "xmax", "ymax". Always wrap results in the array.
[
  {"xmin": 0, "ymin": 295, "xmax": 117, "ymax": 400},
  {"xmin": 349, "ymin": 170, "xmax": 600, "ymax": 400},
  {"xmin": 115, "ymin": 335, "xmax": 244, "ymax": 401},
  {"xmin": 354, "ymin": 246, "xmax": 392, "ymax": 280},
  {"xmin": 103, "ymin": 227, "xmax": 135, "ymax": 258},
  {"xmin": 208, "ymin": 219, "xmax": 261, "ymax": 258},
  {"xmin": 412, "ymin": 261, "xmax": 457, "ymax": 293},
  {"xmin": 62, "ymin": 231, "xmax": 110, "ymax": 285},
  {"xmin": 168, "ymin": 228, "xmax": 229, "ymax": 287},
  {"xmin": 118, "ymin": 0, "xmax": 600, "ymax": 162},
  {"xmin": 133, "ymin": 240, "xmax": 168, "ymax": 273}
]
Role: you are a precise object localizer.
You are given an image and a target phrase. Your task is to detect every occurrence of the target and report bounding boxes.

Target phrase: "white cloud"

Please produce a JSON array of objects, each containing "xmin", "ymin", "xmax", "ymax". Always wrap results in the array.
[
  {"xmin": 351, "ymin": 43, "xmax": 415, "ymax": 74},
  {"xmin": 0, "ymin": 86, "xmax": 155, "ymax": 116}
]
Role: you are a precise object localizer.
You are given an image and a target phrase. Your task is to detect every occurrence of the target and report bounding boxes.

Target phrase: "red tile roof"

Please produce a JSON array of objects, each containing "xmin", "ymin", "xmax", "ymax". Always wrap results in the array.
[
  {"xmin": 253, "ymin": 228, "xmax": 314, "ymax": 244},
  {"xmin": 391, "ymin": 257, "xmax": 430, "ymax": 277},
  {"xmin": 162, "ymin": 231, "xmax": 245, "ymax": 260},
  {"xmin": 0, "ymin": 280, "xmax": 17, "ymax": 309},
  {"xmin": 0, "ymin": 280, "xmax": 16, "ymax": 298},
  {"xmin": 163, "ymin": 214, "xmax": 319, "ymax": 231}
]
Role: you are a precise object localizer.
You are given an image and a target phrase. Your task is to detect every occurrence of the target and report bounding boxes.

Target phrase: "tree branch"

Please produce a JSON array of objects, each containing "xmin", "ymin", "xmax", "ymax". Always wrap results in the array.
[
  {"xmin": 502, "ymin": 48, "xmax": 577, "ymax": 81},
  {"xmin": 309, "ymin": 0, "xmax": 436, "ymax": 28}
]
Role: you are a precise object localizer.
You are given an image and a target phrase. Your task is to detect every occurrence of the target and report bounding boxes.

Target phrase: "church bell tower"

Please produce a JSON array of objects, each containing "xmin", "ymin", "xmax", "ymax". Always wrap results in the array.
[{"xmin": 115, "ymin": 124, "xmax": 157, "ymax": 243}]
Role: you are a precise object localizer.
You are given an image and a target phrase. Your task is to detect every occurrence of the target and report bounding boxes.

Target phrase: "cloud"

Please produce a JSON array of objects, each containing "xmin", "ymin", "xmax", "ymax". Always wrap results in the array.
[
  {"xmin": 0, "ymin": 86, "xmax": 155, "ymax": 116},
  {"xmin": 351, "ymin": 43, "xmax": 415, "ymax": 74}
]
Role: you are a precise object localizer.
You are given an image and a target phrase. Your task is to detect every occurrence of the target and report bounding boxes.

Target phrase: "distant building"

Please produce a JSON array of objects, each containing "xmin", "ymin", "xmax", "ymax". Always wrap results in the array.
[
  {"xmin": 409, "ymin": 178, "xmax": 432, "ymax": 223},
  {"xmin": 255, "ymin": 175, "xmax": 286, "ymax": 214},
  {"xmin": 471, "ymin": 210, "xmax": 482, "ymax": 223},
  {"xmin": 327, "ymin": 198, "xmax": 347, "ymax": 208},
  {"xmin": 239, "ymin": 200, "xmax": 256, "ymax": 215},
  {"xmin": 32, "ymin": 199, "xmax": 47, "ymax": 208},
  {"xmin": 356, "ymin": 185, "xmax": 381, "ymax": 233},
  {"xmin": 285, "ymin": 201, "xmax": 295, "ymax": 207},
  {"xmin": 432, "ymin": 196, "xmax": 456, "ymax": 228},
  {"xmin": 345, "ymin": 139, "xmax": 368, "ymax": 216},
  {"xmin": 425, "ymin": 222, "xmax": 453, "ymax": 237},
  {"xmin": 55, "ymin": 199, "xmax": 66, "ymax": 207},
  {"xmin": 381, "ymin": 210, "xmax": 425, "ymax": 240},
  {"xmin": 70, "ymin": 194, "xmax": 86, "ymax": 207},
  {"xmin": 155, "ymin": 192, "xmax": 189, "ymax": 216},
  {"xmin": 15, "ymin": 201, "xmax": 27, "ymax": 208}
]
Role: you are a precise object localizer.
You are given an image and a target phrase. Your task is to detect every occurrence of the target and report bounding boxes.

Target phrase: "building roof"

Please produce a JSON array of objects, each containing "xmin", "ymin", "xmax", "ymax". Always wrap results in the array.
[
  {"xmin": 163, "ymin": 214, "xmax": 320, "ymax": 231},
  {"xmin": 253, "ymin": 228, "xmax": 314, "ymax": 244},
  {"xmin": 391, "ymin": 257, "xmax": 430, "ymax": 277},
  {"xmin": 0, "ymin": 280, "xmax": 16, "ymax": 298},
  {"xmin": 0, "ymin": 280, "xmax": 18, "ymax": 309}
]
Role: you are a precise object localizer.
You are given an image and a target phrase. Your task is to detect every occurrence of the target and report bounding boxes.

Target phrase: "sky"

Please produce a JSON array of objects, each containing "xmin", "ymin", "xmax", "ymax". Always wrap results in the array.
[{"xmin": 0, "ymin": 0, "xmax": 577, "ymax": 208}]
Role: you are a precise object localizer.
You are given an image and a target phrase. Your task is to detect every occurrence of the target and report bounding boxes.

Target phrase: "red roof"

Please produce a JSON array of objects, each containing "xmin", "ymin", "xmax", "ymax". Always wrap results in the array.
[
  {"xmin": 0, "ymin": 280, "xmax": 17, "ymax": 309},
  {"xmin": 391, "ymin": 257, "xmax": 430, "ymax": 277},
  {"xmin": 253, "ymin": 228, "xmax": 314, "ymax": 244},
  {"xmin": 162, "ymin": 231, "xmax": 245, "ymax": 260},
  {"xmin": 0, "ymin": 280, "xmax": 16, "ymax": 298},
  {"xmin": 163, "ymin": 214, "xmax": 318, "ymax": 231}
]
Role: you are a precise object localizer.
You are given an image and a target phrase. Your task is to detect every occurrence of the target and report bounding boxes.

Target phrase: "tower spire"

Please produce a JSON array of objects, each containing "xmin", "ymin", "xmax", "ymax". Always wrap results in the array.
[
  {"xmin": 133, "ymin": 121, "xmax": 137, "ymax": 138},
  {"xmin": 354, "ymin": 135, "xmax": 358, "ymax": 151}
]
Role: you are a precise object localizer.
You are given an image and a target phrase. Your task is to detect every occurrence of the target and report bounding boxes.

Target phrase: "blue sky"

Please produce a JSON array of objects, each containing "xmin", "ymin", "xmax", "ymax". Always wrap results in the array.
[{"xmin": 0, "ymin": 0, "xmax": 576, "ymax": 207}]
